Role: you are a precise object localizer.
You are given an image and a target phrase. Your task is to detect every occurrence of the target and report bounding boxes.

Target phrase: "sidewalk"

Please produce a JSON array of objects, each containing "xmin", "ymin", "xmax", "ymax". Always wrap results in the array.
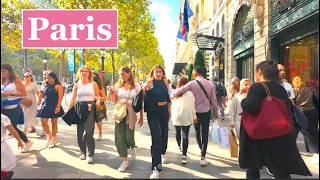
[{"xmin": 6, "ymin": 94, "xmax": 319, "ymax": 178}]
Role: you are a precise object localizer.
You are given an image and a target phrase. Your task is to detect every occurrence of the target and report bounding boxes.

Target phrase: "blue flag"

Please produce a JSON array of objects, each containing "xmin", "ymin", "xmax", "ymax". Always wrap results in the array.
[
  {"xmin": 177, "ymin": 0, "xmax": 193, "ymax": 41},
  {"xmin": 68, "ymin": 50, "xmax": 74, "ymax": 72}
]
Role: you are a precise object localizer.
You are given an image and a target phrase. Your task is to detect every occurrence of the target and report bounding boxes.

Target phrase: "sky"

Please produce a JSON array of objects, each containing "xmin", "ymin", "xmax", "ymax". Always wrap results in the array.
[{"xmin": 149, "ymin": 0, "xmax": 180, "ymax": 79}]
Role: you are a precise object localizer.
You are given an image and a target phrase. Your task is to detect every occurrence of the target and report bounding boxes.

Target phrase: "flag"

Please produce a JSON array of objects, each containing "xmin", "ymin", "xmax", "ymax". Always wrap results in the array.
[
  {"xmin": 177, "ymin": 0, "xmax": 193, "ymax": 41},
  {"xmin": 68, "ymin": 50, "xmax": 74, "ymax": 72},
  {"xmin": 78, "ymin": 49, "xmax": 83, "ymax": 68}
]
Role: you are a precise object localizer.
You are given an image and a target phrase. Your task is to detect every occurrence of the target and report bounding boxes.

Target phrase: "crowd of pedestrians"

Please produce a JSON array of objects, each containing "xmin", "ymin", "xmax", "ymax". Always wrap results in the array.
[{"xmin": 1, "ymin": 60, "xmax": 319, "ymax": 179}]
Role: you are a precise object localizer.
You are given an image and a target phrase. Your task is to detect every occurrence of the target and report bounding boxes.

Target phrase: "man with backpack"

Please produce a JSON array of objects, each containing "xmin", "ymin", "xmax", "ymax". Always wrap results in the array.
[{"xmin": 213, "ymin": 77, "xmax": 227, "ymax": 119}]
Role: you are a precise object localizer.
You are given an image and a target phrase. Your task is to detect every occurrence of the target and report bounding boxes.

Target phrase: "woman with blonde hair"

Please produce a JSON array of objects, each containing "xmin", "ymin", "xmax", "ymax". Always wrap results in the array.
[
  {"xmin": 292, "ymin": 76, "xmax": 319, "ymax": 164},
  {"xmin": 22, "ymin": 72, "xmax": 40, "ymax": 133},
  {"xmin": 68, "ymin": 66, "xmax": 100, "ymax": 164},
  {"xmin": 143, "ymin": 64, "xmax": 171, "ymax": 178},
  {"xmin": 227, "ymin": 77, "xmax": 240, "ymax": 101},
  {"xmin": 109, "ymin": 67, "xmax": 143, "ymax": 172},
  {"xmin": 226, "ymin": 78, "xmax": 251, "ymax": 138}
]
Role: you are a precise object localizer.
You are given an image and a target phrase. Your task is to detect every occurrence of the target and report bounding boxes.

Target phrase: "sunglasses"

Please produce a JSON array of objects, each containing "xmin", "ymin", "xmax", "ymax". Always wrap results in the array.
[{"xmin": 24, "ymin": 75, "xmax": 30, "ymax": 77}]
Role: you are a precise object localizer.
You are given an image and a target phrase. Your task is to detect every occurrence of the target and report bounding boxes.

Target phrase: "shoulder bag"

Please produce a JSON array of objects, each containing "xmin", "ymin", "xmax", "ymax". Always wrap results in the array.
[{"xmin": 112, "ymin": 89, "xmax": 131, "ymax": 122}]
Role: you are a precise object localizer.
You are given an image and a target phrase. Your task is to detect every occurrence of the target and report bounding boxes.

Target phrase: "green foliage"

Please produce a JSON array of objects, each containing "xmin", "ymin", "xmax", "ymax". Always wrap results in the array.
[
  {"xmin": 187, "ymin": 64, "xmax": 194, "ymax": 81},
  {"xmin": 194, "ymin": 50, "xmax": 206, "ymax": 77},
  {"xmin": 1, "ymin": 0, "xmax": 164, "ymax": 85}
]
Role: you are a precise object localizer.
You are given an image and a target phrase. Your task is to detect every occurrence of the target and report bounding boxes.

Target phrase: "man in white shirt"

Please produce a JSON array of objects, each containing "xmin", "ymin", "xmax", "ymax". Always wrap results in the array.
[{"xmin": 278, "ymin": 64, "xmax": 295, "ymax": 102}]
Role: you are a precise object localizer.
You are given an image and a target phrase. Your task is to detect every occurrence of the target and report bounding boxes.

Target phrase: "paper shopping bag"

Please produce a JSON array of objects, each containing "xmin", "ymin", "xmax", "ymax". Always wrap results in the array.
[{"xmin": 228, "ymin": 129, "xmax": 239, "ymax": 158}]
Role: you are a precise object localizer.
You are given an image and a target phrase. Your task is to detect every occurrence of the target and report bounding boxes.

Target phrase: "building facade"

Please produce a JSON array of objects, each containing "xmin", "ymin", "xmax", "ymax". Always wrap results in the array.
[{"xmin": 175, "ymin": 0, "xmax": 319, "ymax": 91}]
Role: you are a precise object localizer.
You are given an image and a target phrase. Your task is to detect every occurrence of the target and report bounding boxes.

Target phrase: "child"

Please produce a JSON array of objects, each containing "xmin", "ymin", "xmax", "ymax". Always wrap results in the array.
[{"xmin": 1, "ymin": 114, "xmax": 24, "ymax": 179}]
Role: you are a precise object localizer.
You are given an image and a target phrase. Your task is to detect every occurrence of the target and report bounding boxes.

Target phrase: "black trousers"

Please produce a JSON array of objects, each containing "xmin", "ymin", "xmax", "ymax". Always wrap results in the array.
[
  {"xmin": 246, "ymin": 167, "xmax": 291, "ymax": 179},
  {"xmin": 1, "ymin": 106, "xmax": 29, "ymax": 143},
  {"xmin": 303, "ymin": 109, "xmax": 319, "ymax": 153},
  {"xmin": 175, "ymin": 125, "xmax": 191, "ymax": 156},
  {"xmin": 147, "ymin": 107, "xmax": 169, "ymax": 171},
  {"xmin": 194, "ymin": 111, "xmax": 211, "ymax": 157}
]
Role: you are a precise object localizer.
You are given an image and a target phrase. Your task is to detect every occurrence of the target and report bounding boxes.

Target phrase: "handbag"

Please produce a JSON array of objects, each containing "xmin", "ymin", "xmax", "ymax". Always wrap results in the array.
[
  {"xmin": 241, "ymin": 83, "xmax": 293, "ymax": 140},
  {"xmin": 20, "ymin": 97, "xmax": 33, "ymax": 107},
  {"xmin": 112, "ymin": 89, "xmax": 131, "ymax": 122},
  {"xmin": 228, "ymin": 129, "xmax": 239, "ymax": 158},
  {"xmin": 219, "ymin": 127, "xmax": 230, "ymax": 149},
  {"xmin": 95, "ymin": 101, "xmax": 107, "ymax": 121}
]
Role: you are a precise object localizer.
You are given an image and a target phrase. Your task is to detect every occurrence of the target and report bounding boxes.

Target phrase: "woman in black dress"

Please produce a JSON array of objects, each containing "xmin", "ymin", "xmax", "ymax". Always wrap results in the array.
[
  {"xmin": 240, "ymin": 61, "xmax": 311, "ymax": 179},
  {"xmin": 37, "ymin": 72, "xmax": 64, "ymax": 148}
]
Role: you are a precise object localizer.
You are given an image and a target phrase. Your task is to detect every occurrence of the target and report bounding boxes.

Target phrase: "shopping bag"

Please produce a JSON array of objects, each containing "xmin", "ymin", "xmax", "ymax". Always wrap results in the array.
[
  {"xmin": 219, "ymin": 127, "xmax": 230, "ymax": 149},
  {"xmin": 210, "ymin": 122, "xmax": 221, "ymax": 144},
  {"xmin": 228, "ymin": 129, "xmax": 239, "ymax": 158}
]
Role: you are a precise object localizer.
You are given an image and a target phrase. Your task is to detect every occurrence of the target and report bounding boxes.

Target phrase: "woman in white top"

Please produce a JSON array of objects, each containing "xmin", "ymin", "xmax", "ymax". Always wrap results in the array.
[
  {"xmin": 109, "ymin": 67, "xmax": 143, "ymax": 172},
  {"xmin": 1, "ymin": 64, "xmax": 32, "ymax": 153},
  {"xmin": 68, "ymin": 66, "xmax": 100, "ymax": 164},
  {"xmin": 22, "ymin": 72, "xmax": 40, "ymax": 133},
  {"xmin": 1, "ymin": 114, "xmax": 24, "ymax": 179},
  {"xmin": 226, "ymin": 78, "xmax": 251, "ymax": 138},
  {"xmin": 171, "ymin": 77, "xmax": 196, "ymax": 164}
]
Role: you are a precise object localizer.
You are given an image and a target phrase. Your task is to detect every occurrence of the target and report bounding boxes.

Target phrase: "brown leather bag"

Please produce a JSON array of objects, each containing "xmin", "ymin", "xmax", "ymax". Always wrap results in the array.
[{"xmin": 21, "ymin": 98, "xmax": 33, "ymax": 107}]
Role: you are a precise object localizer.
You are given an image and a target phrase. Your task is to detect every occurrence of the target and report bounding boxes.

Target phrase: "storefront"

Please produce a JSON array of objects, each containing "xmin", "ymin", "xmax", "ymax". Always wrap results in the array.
[
  {"xmin": 232, "ymin": 5, "xmax": 254, "ymax": 82},
  {"xmin": 270, "ymin": 0, "xmax": 319, "ymax": 91}
]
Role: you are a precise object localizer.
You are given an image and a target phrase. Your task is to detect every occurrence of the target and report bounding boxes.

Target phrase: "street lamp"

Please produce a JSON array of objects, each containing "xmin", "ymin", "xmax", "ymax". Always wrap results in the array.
[
  {"xmin": 42, "ymin": 54, "xmax": 48, "ymax": 71},
  {"xmin": 100, "ymin": 50, "xmax": 106, "ymax": 70}
]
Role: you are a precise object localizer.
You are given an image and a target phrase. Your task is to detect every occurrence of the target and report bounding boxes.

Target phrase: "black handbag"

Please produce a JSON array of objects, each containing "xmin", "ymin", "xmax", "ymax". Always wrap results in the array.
[{"xmin": 132, "ymin": 89, "xmax": 143, "ymax": 113}]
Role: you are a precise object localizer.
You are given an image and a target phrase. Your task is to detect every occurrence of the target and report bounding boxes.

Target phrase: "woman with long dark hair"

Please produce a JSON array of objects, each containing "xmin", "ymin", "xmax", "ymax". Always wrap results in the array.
[
  {"xmin": 1, "ymin": 64, "xmax": 32, "ymax": 153},
  {"xmin": 240, "ymin": 61, "xmax": 311, "ymax": 179},
  {"xmin": 109, "ymin": 67, "xmax": 143, "ymax": 172},
  {"xmin": 143, "ymin": 64, "xmax": 171, "ymax": 178},
  {"xmin": 37, "ymin": 71, "xmax": 64, "ymax": 148}
]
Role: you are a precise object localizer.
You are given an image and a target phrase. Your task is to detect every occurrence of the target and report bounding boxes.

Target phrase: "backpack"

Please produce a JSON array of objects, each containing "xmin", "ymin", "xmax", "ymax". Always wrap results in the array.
[
  {"xmin": 214, "ymin": 82, "xmax": 226, "ymax": 98},
  {"xmin": 132, "ymin": 89, "xmax": 143, "ymax": 113}
]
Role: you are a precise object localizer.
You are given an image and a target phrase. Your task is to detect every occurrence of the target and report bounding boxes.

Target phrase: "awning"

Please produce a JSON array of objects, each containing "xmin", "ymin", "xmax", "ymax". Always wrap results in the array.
[
  {"xmin": 172, "ymin": 63, "xmax": 187, "ymax": 75},
  {"xmin": 190, "ymin": 33, "xmax": 225, "ymax": 53}
]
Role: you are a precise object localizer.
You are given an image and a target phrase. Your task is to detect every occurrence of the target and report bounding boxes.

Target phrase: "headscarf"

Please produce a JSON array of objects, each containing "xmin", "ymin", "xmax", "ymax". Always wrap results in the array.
[{"xmin": 240, "ymin": 78, "xmax": 250, "ymax": 92}]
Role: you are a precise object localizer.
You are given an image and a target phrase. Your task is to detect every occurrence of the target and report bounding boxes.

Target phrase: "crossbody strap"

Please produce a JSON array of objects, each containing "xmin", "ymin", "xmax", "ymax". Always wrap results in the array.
[{"xmin": 196, "ymin": 80, "xmax": 212, "ymax": 106}]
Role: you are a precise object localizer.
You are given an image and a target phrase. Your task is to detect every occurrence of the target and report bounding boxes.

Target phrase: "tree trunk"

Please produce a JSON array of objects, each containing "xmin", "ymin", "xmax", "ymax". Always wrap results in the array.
[
  {"xmin": 110, "ymin": 49, "xmax": 115, "ymax": 85},
  {"xmin": 83, "ymin": 49, "xmax": 86, "ymax": 65},
  {"xmin": 58, "ymin": 49, "xmax": 66, "ymax": 81}
]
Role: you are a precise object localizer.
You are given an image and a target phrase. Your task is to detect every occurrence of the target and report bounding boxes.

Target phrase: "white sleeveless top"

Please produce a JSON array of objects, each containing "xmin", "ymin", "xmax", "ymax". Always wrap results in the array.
[
  {"xmin": 77, "ymin": 81, "xmax": 95, "ymax": 102},
  {"xmin": 1, "ymin": 82, "xmax": 19, "ymax": 109}
]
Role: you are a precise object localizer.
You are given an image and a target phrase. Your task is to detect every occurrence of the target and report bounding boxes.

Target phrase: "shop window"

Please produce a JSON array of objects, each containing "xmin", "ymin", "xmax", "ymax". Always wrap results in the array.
[
  {"xmin": 221, "ymin": 16, "xmax": 225, "ymax": 35},
  {"xmin": 216, "ymin": 23, "xmax": 220, "ymax": 37},
  {"xmin": 281, "ymin": 34, "xmax": 319, "ymax": 91}
]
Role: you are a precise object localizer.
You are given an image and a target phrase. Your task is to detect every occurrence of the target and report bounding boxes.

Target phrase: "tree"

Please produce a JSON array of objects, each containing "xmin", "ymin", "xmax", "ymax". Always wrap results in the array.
[
  {"xmin": 194, "ymin": 50, "xmax": 207, "ymax": 77},
  {"xmin": 187, "ymin": 64, "xmax": 194, "ymax": 80}
]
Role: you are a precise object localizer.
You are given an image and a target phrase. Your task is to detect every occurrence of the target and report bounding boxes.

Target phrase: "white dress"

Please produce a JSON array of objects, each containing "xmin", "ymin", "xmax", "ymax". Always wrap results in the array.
[
  {"xmin": 22, "ymin": 82, "xmax": 38, "ymax": 128},
  {"xmin": 171, "ymin": 91, "xmax": 196, "ymax": 126}
]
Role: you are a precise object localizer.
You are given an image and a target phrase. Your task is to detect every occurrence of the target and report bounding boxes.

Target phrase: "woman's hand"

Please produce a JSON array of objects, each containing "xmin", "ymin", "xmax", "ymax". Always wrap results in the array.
[
  {"xmin": 1, "ymin": 91, "xmax": 14, "ymax": 96},
  {"xmin": 18, "ymin": 140, "xmax": 24, "ymax": 149},
  {"xmin": 54, "ymin": 106, "xmax": 61, "ymax": 114},
  {"xmin": 157, "ymin": 102, "xmax": 167, "ymax": 106},
  {"xmin": 143, "ymin": 80, "xmax": 153, "ymax": 91},
  {"xmin": 137, "ymin": 116, "xmax": 143, "ymax": 127}
]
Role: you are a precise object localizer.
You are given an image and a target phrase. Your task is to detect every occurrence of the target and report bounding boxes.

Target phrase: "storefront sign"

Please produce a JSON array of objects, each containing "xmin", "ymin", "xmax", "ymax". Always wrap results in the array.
[
  {"xmin": 271, "ymin": 0, "xmax": 319, "ymax": 34},
  {"xmin": 233, "ymin": 36, "xmax": 254, "ymax": 58},
  {"xmin": 22, "ymin": 9, "xmax": 118, "ymax": 49}
]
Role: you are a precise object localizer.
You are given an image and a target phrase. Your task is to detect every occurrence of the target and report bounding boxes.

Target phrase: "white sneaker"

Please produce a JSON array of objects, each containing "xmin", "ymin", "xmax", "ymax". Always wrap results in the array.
[
  {"xmin": 200, "ymin": 157, "xmax": 208, "ymax": 166},
  {"xmin": 181, "ymin": 155, "xmax": 188, "ymax": 164},
  {"xmin": 265, "ymin": 167, "xmax": 274, "ymax": 177},
  {"xmin": 149, "ymin": 168, "xmax": 160, "ymax": 179},
  {"xmin": 130, "ymin": 147, "xmax": 137, "ymax": 160},
  {"xmin": 21, "ymin": 142, "xmax": 33, "ymax": 153},
  {"xmin": 161, "ymin": 155, "xmax": 167, "ymax": 164},
  {"xmin": 79, "ymin": 154, "xmax": 86, "ymax": 160},
  {"xmin": 118, "ymin": 161, "xmax": 129, "ymax": 172},
  {"xmin": 97, "ymin": 134, "xmax": 103, "ymax": 141},
  {"xmin": 87, "ymin": 156, "xmax": 94, "ymax": 164}
]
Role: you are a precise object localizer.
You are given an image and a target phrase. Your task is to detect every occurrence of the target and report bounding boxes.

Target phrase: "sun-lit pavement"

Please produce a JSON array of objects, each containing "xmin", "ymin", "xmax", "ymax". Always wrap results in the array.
[{"xmin": 7, "ymin": 93, "xmax": 319, "ymax": 179}]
